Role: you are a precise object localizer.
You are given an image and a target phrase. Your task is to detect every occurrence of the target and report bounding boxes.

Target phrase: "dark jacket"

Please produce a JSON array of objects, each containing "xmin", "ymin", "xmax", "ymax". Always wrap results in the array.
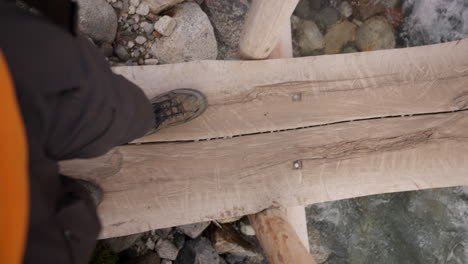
[{"xmin": 0, "ymin": 1, "xmax": 153, "ymax": 263}]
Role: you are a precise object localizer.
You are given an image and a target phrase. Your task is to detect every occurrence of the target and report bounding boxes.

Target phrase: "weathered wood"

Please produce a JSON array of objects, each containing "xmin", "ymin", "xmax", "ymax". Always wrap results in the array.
[
  {"xmin": 113, "ymin": 39, "xmax": 468, "ymax": 143},
  {"xmin": 262, "ymin": 16, "xmax": 311, "ymax": 253},
  {"xmin": 60, "ymin": 111, "xmax": 468, "ymax": 238},
  {"xmin": 249, "ymin": 209, "xmax": 317, "ymax": 264},
  {"xmin": 239, "ymin": 0, "xmax": 299, "ymax": 59}
]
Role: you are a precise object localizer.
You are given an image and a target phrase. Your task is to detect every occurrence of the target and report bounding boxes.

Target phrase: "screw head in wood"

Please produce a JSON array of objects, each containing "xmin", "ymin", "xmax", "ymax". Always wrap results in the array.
[
  {"xmin": 293, "ymin": 160, "xmax": 302, "ymax": 169},
  {"xmin": 292, "ymin": 93, "xmax": 302, "ymax": 102}
]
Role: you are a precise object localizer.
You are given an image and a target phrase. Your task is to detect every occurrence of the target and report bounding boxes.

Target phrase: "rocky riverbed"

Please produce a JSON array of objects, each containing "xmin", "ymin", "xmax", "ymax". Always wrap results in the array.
[{"xmin": 18, "ymin": 0, "xmax": 468, "ymax": 263}]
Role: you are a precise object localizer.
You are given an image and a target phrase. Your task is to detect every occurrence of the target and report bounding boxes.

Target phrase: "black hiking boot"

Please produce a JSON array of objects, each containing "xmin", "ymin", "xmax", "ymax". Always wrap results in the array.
[{"xmin": 146, "ymin": 88, "xmax": 207, "ymax": 135}]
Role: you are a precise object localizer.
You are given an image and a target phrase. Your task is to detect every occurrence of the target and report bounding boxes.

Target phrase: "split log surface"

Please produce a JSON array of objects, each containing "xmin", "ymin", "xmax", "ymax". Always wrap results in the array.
[
  {"xmin": 113, "ymin": 39, "xmax": 468, "ymax": 143},
  {"xmin": 60, "ymin": 39, "xmax": 468, "ymax": 238}
]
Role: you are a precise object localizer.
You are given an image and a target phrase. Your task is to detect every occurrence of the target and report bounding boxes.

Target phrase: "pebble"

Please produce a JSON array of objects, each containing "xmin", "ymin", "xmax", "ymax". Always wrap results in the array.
[
  {"xmin": 136, "ymin": 3, "xmax": 150, "ymax": 16},
  {"xmin": 134, "ymin": 15, "xmax": 140, "ymax": 23},
  {"xmin": 129, "ymin": 5, "xmax": 136, "ymax": 14},
  {"xmin": 176, "ymin": 222, "xmax": 211, "ymax": 239},
  {"xmin": 127, "ymin": 18, "xmax": 135, "ymax": 25},
  {"xmin": 144, "ymin": 58, "xmax": 159, "ymax": 65},
  {"xmin": 127, "ymin": 40, "xmax": 135, "ymax": 48},
  {"xmin": 161, "ymin": 260, "xmax": 172, "ymax": 264},
  {"xmin": 141, "ymin": 21, "xmax": 154, "ymax": 34},
  {"xmin": 146, "ymin": 238, "xmax": 155, "ymax": 250},
  {"xmin": 339, "ymin": 1, "xmax": 353, "ymax": 18},
  {"xmin": 135, "ymin": 36, "xmax": 147, "ymax": 44},
  {"xmin": 356, "ymin": 16, "xmax": 396, "ymax": 51},
  {"xmin": 115, "ymin": 44, "xmax": 130, "ymax": 60},
  {"xmin": 133, "ymin": 24, "xmax": 139, "ymax": 30},
  {"xmin": 130, "ymin": 0, "xmax": 140, "ymax": 7},
  {"xmin": 112, "ymin": 1, "xmax": 123, "ymax": 9},
  {"xmin": 176, "ymin": 237, "xmax": 225, "ymax": 264},
  {"xmin": 154, "ymin": 15, "xmax": 177, "ymax": 36},
  {"xmin": 133, "ymin": 50, "xmax": 141, "ymax": 57},
  {"xmin": 155, "ymin": 239, "xmax": 179, "ymax": 260},
  {"xmin": 293, "ymin": 17, "xmax": 324, "ymax": 56},
  {"xmin": 239, "ymin": 222, "xmax": 255, "ymax": 236},
  {"xmin": 324, "ymin": 20, "xmax": 357, "ymax": 54}
]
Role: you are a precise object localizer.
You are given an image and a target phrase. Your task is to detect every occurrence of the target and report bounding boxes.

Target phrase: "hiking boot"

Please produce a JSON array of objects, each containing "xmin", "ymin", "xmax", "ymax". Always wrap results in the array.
[{"xmin": 146, "ymin": 89, "xmax": 207, "ymax": 135}]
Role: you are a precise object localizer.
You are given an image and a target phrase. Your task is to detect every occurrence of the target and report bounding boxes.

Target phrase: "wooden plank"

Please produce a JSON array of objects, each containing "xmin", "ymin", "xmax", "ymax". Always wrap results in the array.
[
  {"xmin": 60, "ymin": 111, "xmax": 468, "ymax": 238},
  {"xmin": 113, "ymin": 39, "xmax": 468, "ymax": 143},
  {"xmin": 248, "ymin": 209, "xmax": 316, "ymax": 264},
  {"xmin": 261, "ymin": 13, "xmax": 311, "ymax": 253},
  {"xmin": 239, "ymin": 0, "xmax": 300, "ymax": 59}
]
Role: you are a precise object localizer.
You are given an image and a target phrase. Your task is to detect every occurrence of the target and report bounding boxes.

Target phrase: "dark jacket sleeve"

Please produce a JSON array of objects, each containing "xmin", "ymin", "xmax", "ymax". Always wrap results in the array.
[{"xmin": 0, "ymin": 2, "xmax": 153, "ymax": 263}]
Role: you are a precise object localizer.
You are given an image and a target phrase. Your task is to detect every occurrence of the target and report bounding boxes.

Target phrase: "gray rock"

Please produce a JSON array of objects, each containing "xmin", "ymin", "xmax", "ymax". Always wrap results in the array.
[
  {"xmin": 129, "ymin": 5, "xmax": 136, "ymax": 14},
  {"xmin": 339, "ymin": 1, "xmax": 353, "ymax": 18},
  {"xmin": 324, "ymin": 20, "xmax": 357, "ymax": 54},
  {"xmin": 136, "ymin": 3, "xmax": 150, "ymax": 15},
  {"xmin": 154, "ymin": 16, "xmax": 177, "ymax": 36},
  {"xmin": 356, "ymin": 16, "xmax": 396, "ymax": 51},
  {"xmin": 150, "ymin": 2, "xmax": 217, "ymax": 63},
  {"xmin": 292, "ymin": 17, "xmax": 324, "ymax": 56},
  {"xmin": 306, "ymin": 187, "xmax": 468, "ymax": 264},
  {"xmin": 135, "ymin": 36, "xmax": 147, "ymax": 44},
  {"xmin": 112, "ymin": 1, "xmax": 123, "ymax": 9},
  {"xmin": 143, "ymin": 0, "xmax": 184, "ymax": 14},
  {"xmin": 142, "ymin": 21, "xmax": 154, "ymax": 34},
  {"xmin": 176, "ymin": 222, "xmax": 211, "ymax": 239},
  {"xmin": 314, "ymin": 7, "xmax": 339, "ymax": 31},
  {"xmin": 293, "ymin": 0, "xmax": 310, "ymax": 19},
  {"xmin": 115, "ymin": 44, "xmax": 131, "ymax": 61},
  {"xmin": 201, "ymin": 0, "xmax": 249, "ymax": 59},
  {"xmin": 155, "ymin": 227, "xmax": 173, "ymax": 239},
  {"xmin": 133, "ymin": 24, "xmax": 140, "ymax": 30},
  {"xmin": 104, "ymin": 232, "xmax": 143, "ymax": 253},
  {"xmin": 155, "ymin": 239, "xmax": 179, "ymax": 260},
  {"xmin": 128, "ymin": 40, "xmax": 135, "ymax": 48},
  {"xmin": 130, "ymin": 0, "xmax": 140, "ymax": 7},
  {"xmin": 146, "ymin": 238, "xmax": 155, "ymax": 250},
  {"xmin": 175, "ymin": 237, "xmax": 226, "ymax": 264},
  {"xmin": 76, "ymin": 0, "xmax": 118, "ymax": 43}
]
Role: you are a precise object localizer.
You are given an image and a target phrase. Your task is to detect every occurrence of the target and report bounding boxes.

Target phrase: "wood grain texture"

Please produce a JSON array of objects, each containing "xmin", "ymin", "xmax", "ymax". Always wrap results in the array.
[
  {"xmin": 113, "ymin": 39, "xmax": 468, "ymax": 143},
  {"xmin": 239, "ymin": 0, "xmax": 300, "ymax": 59},
  {"xmin": 265, "ymin": 17, "xmax": 311, "ymax": 253},
  {"xmin": 249, "ymin": 209, "xmax": 317, "ymax": 264},
  {"xmin": 60, "ymin": 111, "xmax": 468, "ymax": 238}
]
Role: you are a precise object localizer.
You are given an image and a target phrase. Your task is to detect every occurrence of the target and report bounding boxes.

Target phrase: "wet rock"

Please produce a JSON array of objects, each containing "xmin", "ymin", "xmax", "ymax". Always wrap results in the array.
[
  {"xmin": 210, "ymin": 224, "xmax": 261, "ymax": 259},
  {"xmin": 314, "ymin": 7, "xmax": 339, "ymax": 31},
  {"xmin": 292, "ymin": 16, "xmax": 324, "ymax": 56},
  {"xmin": 324, "ymin": 20, "xmax": 357, "ymax": 54},
  {"xmin": 155, "ymin": 239, "xmax": 179, "ymax": 260},
  {"xmin": 143, "ymin": 0, "xmax": 184, "ymax": 14},
  {"xmin": 151, "ymin": 2, "xmax": 217, "ymax": 63},
  {"xmin": 356, "ymin": 16, "xmax": 395, "ymax": 51},
  {"xmin": 76, "ymin": 0, "xmax": 118, "ymax": 43},
  {"xmin": 176, "ymin": 222, "xmax": 211, "ymax": 239},
  {"xmin": 104, "ymin": 233, "xmax": 143, "ymax": 253},
  {"xmin": 307, "ymin": 187, "xmax": 468, "ymax": 264},
  {"xmin": 175, "ymin": 237, "xmax": 226, "ymax": 264},
  {"xmin": 201, "ymin": 0, "xmax": 249, "ymax": 59},
  {"xmin": 154, "ymin": 16, "xmax": 177, "ymax": 36},
  {"xmin": 115, "ymin": 44, "xmax": 131, "ymax": 60},
  {"xmin": 339, "ymin": 1, "xmax": 353, "ymax": 18}
]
